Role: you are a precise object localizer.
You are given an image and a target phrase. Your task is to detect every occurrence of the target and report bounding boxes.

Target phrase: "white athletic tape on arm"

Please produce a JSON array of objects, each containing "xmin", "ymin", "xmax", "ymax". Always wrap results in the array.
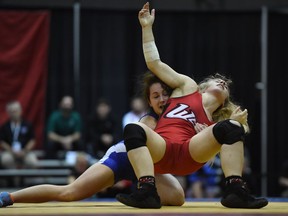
[{"xmin": 143, "ymin": 41, "xmax": 160, "ymax": 62}]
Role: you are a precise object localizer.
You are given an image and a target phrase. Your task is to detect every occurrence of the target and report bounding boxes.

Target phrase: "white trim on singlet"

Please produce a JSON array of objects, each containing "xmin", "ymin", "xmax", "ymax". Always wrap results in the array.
[{"xmin": 98, "ymin": 141, "xmax": 126, "ymax": 164}]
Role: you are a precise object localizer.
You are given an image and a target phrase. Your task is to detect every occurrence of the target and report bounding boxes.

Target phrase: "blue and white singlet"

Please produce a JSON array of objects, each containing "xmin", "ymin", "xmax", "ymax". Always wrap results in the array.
[
  {"xmin": 98, "ymin": 109, "xmax": 159, "ymax": 183},
  {"xmin": 98, "ymin": 141, "xmax": 136, "ymax": 182}
]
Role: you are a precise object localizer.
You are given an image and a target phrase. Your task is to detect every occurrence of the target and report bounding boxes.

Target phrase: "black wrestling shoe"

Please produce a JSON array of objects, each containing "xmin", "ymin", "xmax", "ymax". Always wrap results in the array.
[
  {"xmin": 116, "ymin": 184, "xmax": 161, "ymax": 209},
  {"xmin": 221, "ymin": 177, "xmax": 268, "ymax": 209}
]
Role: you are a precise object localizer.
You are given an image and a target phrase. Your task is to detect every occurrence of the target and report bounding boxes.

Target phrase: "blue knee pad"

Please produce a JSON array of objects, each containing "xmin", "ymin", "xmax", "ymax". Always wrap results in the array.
[{"xmin": 212, "ymin": 120, "xmax": 245, "ymax": 145}]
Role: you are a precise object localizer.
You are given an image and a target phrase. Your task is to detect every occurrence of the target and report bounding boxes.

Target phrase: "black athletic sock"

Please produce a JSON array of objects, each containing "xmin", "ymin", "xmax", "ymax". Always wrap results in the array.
[
  {"xmin": 225, "ymin": 175, "xmax": 244, "ymax": 185},
  {"xmin": 138, "ymin": 176, "xmax": 155, "ymax": 188}
]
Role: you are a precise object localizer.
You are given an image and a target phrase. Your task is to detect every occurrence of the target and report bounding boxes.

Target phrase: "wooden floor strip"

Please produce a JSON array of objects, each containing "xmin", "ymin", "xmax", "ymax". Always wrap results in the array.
[{"xmin": 0, "ymin": 201, "xmax": 287, "ymax": 215}]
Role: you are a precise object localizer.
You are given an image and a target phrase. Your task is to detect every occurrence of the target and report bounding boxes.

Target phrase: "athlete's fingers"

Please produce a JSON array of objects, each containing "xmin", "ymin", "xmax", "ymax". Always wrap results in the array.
[
  {"xmin": 151, "ymin": 9, "xmax": 155, "ymax": 17},
  {"xmin": 143, "ymin": 2, "xmax": 149, "ymax": 10}
]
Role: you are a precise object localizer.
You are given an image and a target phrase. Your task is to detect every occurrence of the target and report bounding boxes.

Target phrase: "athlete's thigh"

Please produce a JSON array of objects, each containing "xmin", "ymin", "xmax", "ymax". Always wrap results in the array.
[
  {"xmin": 134, "ymin": 122, "xmax": 166, "ymax": 163},
  {"xmin": 71, "ymin": 163, "xmax": 114, "ymax": 197},
  {"xmin": 189, "ymin": 125, "xmax": 221, "ymax": 163}
]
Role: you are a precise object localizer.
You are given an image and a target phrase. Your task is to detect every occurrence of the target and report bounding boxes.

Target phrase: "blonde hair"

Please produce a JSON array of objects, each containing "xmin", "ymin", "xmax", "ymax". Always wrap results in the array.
[{"xmin": 199, "ymin": 73, "xmax": 250, "ymax": 133}]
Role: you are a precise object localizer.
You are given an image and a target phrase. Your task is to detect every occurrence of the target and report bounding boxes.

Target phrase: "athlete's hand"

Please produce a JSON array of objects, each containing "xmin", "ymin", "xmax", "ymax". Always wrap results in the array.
[
  {"xmin": 138, "ymin": 2, "xmax": 155, "ymax": 28},
  {"xmin": 194, "ymin": 123, "xmax": 208, "ymax": 133},
  {"xmin": 61, "ymin": 136, "xmax": 73, "ymax": 150},
  {"xmin": 230, "ymin": 106, "xmax": 248, "ymax": 125},
  {"xmin": 101, "ymin": 134, "xmax": 114, "ymax": 146},
  {"xmin": 13, "ymin": 150, "xmax": 26, "ymax": 159}
]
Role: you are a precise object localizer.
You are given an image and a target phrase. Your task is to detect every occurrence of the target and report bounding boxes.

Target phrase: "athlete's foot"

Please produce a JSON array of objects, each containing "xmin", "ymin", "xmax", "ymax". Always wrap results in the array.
[
  {"xmin": 221, "ymin": 176, "xmax": 268, "ymax": 209},
  {"xmin": 0, "ymin": 192, "xmax": 14, "ymax": 208},
  {"xmin": 116, "ymin": 184, "xmax": 161, "ymax": 209}
]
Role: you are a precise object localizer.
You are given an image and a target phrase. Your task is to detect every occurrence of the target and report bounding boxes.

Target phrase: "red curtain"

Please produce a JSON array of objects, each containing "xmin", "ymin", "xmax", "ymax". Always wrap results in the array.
[{"xmin": 0, "ymin": 11, "xmax": 50, "ymax": 149}]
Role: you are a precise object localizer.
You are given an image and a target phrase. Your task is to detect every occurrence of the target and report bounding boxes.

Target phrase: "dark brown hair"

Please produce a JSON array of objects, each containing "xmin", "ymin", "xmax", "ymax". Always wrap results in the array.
[{"xmin": 140, "ymin": 71, "xmax": 173, "ymax": 104}]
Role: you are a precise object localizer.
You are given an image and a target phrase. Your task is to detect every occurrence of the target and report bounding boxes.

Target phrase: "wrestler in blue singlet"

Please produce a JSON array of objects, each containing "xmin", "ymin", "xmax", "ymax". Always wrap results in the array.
[{"xmin": 98, "ymin": 109, "xmax": 158, "ymax": 182}]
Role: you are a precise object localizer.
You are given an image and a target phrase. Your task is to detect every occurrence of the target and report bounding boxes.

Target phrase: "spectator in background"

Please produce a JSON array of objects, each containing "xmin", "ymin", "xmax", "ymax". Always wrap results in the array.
[
  {"xmin": 0, "ymin": 101, "xmax": 38, "ymax": 169},
  {"xmin": 86, "ymin": 99, "xmax": 116, "ymax": 159},
  {"xmin": 279, "ymin": 160, "xmax": 288, "ymax": 197},
  {"xmin": 122, "ymin": 96, "xmax": 146, "ymax": 129},
  {"xmin": 46, "ymin": 96, "xmax": 82, "ymax": 159},
  {"xmin": 67, "ymin": 152, "xmax": 90, "ymax": 184},
  {"xmin": 186, "ymin": 155, "xmax": 222, "ymax": 198}
]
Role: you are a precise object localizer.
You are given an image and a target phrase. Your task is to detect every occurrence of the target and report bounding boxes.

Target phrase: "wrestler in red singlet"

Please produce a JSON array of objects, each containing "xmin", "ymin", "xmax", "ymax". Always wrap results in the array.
[{"xmin": 154, "ymin": 91, "xmax": 213, "ymax": 176}]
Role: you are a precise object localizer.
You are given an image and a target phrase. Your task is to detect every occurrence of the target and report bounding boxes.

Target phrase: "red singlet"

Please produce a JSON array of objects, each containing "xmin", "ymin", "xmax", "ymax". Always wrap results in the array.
[{"xmin": 154, "ymin": 91, "xmax": 213, "ymax": 175}]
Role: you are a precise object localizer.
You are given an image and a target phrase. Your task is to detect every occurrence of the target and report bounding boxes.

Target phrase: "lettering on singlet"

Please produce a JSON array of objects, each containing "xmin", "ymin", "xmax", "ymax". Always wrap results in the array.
[{"xmin": 165, "ymin": 103, "xmax": 196, "ymax": 125}]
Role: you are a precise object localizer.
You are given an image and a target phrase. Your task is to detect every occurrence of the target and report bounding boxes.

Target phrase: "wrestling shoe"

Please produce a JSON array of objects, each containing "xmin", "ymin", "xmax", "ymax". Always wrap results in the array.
[
  {"xmin": 221, "ymin": 176, "xmax": 268, "ymax": 209},
  {"xmin": 0, "ymin": 192, "xmax": 14, "ymax": 208},
  {"xmin": 116, "ymin": 183, "xmax": 161, "ymax": 209}
]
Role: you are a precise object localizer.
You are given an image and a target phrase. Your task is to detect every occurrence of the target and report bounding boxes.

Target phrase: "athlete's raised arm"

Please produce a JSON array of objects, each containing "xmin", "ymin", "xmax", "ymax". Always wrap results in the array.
[{"xmin": 139, "ymin": 2, "xmax": 197, "ymax": 95}]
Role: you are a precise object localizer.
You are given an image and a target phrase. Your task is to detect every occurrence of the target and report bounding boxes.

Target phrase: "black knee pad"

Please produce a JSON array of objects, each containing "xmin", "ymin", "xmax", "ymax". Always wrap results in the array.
[
  {"xmin": 212, "ymin": 120, "xmax": 245, "ymax": 145},
  {"xmin": 124, "ymin": 124, "xmax": 147, "ymax": 152}
]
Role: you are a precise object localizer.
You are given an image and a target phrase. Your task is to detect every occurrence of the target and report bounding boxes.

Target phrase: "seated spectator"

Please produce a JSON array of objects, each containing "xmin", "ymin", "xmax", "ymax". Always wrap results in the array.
[
  {"xmin": 279, "ymin": 160, "xmax": 288, "ymax": 197},
  {"xmin": 67, "ymin": 152, "xmax": 90, "ymax": 184},
  {"xmin": 86, "ymin": 99, "xmax": 116, "ymax": 159},
  {"xmin": 0, "ymin": 101, "xmax": 38, "ymax": 169},
  {"xmin": 46, "ymin": 96, "xmax": 82, "ymax": 159},
  {"xmin": 122, "ymin": 96, "xmax": 146, "ymax": 129}
]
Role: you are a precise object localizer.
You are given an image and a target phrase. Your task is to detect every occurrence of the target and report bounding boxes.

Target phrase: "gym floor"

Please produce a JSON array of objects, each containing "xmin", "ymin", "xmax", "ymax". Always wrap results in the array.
[{"xmin": 1, "ymin": 198, "xmax": 287, "ymax": 216}]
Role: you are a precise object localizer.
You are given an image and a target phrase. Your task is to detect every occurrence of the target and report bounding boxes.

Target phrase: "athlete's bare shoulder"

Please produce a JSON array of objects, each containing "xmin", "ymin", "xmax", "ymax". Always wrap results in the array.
[
  {"xmin": 171, "ymin": 74, "xmax": 198, "ymax": 97},
  {"xmin": 140, "ymin": 115, "xmax": 157, "ymax": 130}
]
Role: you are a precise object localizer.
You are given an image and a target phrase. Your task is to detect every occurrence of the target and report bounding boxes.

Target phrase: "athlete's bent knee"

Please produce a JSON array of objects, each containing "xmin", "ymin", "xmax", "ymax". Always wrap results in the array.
[
  {"xmin": 212, "ymin": 119, "xmax": 245, "ymax": 145},
  {"xmin": 124, "ymin": 123, "xmax": 147, "ymax": 152},
  {"xmin": 59, "ymin": 186, "xmax": 78, "ymax": 201},
  {"xmin": 170, "ymin": 187, "xmax": 185, "ymax": 206}
]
